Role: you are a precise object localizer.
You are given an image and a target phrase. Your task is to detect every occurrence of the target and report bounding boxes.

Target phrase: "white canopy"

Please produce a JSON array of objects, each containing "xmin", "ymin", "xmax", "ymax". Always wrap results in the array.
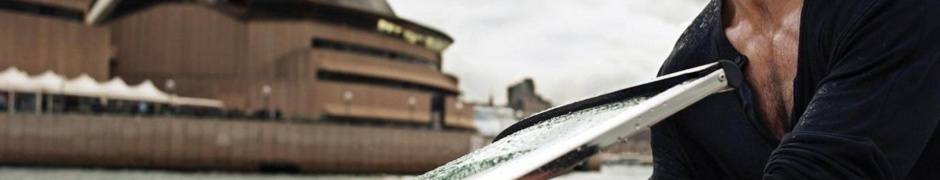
[
  {"xmin": 63, "ymin": 74, "xmax": 103, "ymax": 97},
  {"xmin": 130, "ymin": 80, "xmax": 170, "ymax": 103},
  {"xmin": 31, "ymin": 70, "xmax": 66, "ymax": 93},
  {"xmin": 100, "ymin": 77, "xmax": 137, "ymax": 101},
  {"xmin": 0, "ymin": 67, "xmax": 224, "ymax": 109},
  {"xmin": 172, "ymin": 96, "xmax": 225, "ymax": 109},
  {"xmin": 0, "ymin": 67, "xmax": 39, "ymax": 92}
]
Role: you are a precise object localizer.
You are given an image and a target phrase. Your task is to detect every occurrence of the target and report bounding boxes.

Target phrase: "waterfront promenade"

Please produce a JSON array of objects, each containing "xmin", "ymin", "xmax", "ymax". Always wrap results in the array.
[{"xmin": 0, "ymin": 114, "xmax": 477, "ymax": 174}]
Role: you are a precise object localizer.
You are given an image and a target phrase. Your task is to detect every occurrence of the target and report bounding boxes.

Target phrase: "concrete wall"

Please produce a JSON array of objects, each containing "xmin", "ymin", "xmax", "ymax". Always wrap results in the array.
[
  {"xmin": 110, "ymin": 4, "xmax": 248, "ymax": 80},
  {"xmin": 314, "ymin": 81, "xmax": 434, "ymax": 123},
  {"xmin": 314, "ymin": 50, "xmax": 457, "ymax": 92},
  {"xmin": 247, "ymin": 21, "xmax": 440, "ymax": 67},
  {"xmin": 0, "ymin": 11, "xmax": 111, "ymax": 79},
  {"xmin": 0, "ymin": 114, "xmax": 475, "ymax": 174},
  {"xmin": 444, "ymin": 96, "xmax": 476, "ymax": 129}
]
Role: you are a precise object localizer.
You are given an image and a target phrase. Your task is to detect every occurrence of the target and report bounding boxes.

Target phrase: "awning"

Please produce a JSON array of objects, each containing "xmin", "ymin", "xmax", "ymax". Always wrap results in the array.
[
  {"xmin": 99, "ymin": 77, "xmax": 137, "ymax": 101},
  {"xmin": 0, "ymin": 67, "xmax": 225, "ymax": 109},
  {"xmin": 171, "ymin": 96, "xmax": 225, "ymax": 109},
  {"xmin": 0, "ymin": 67, "xmax": 39, "ymax": 92},
  {"xmin": 129, "ymin": 80, "xmax": 170, "ymax": 103},
  {"xmin": 31, "ymin": 70, "xmax": 66, "ymax": 93},
  {"xmin": 63, "ymin": 74, "xmax": 103, "ymax": 97}
]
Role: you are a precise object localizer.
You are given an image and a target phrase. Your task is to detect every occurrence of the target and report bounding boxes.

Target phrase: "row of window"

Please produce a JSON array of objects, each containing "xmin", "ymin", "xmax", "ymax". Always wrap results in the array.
[
  {"xmin": 245, "ymin": 1, "xmax": 450, "ymax": 53},
  {"xmin": 376, "ymin": 19, "xmax": 451, "ymax": 52},
  {"xmin": 317, "ymin": 71, "xmax": 457, "ymax": 96},
  {"xmin": 312, "ymin": 39, "xmax": 439, "ymax": 71}
]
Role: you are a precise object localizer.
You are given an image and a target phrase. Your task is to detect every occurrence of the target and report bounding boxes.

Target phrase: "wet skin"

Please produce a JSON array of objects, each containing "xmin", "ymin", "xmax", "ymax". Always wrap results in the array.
[{"xmin": 723, "ymin": 0, "xmax": 803, "ymax": 139}]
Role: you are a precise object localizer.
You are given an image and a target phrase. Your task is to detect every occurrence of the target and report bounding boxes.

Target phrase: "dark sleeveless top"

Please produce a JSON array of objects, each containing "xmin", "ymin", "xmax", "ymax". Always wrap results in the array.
[{"xmin": 651, "ymin": 0, "xmax": 940, "ymax": 179}]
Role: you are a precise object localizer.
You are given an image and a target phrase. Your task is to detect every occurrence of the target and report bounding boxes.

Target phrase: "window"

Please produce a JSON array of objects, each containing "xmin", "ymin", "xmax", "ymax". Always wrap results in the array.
[
  {"xmin": 312, "ymin": 39, "xmax": 439, "ymax": 70},
  {"xmin": 317, "ymin": 71, "xmax": 457, "ymax": 96}
]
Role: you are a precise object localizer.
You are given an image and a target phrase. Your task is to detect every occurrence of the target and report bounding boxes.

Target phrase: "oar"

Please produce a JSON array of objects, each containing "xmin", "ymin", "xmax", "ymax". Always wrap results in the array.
[
  {"xmin": 419, "ymin": 60, "xmax": 743, "ymax": 180},
  {"xmin": 475, "ymin": 60, "xmax": 743, "ymax": 179}
]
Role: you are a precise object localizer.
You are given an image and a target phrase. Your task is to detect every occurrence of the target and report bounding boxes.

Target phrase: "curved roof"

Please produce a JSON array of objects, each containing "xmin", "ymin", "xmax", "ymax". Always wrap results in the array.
[
  {"xmin": 305, "ymin": 0, "xmax": 396, "ymax": 17},
  {"xmin": 298, "ymin": 0, "xmax": 454, "ymax": 42},
  {"xmin": 90, "ymin": 0, "xmax": 453, "ymax": 50}
]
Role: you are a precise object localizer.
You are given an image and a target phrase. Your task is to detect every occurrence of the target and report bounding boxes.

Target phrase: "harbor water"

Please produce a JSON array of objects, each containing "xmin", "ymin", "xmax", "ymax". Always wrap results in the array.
[{"xmin": 0, "ymin": 165, "xmax": 653, "ymax": 180}]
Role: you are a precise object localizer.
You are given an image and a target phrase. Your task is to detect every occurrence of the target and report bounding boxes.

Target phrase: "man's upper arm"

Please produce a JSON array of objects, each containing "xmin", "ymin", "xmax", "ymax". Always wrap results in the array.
[
  {"xmin": 764, "ymin": 0, "xmax": 940, "ymax": 179},
  {"xmin": 651, "ymin": 117, "xmax": 695, "ymax": 179}
]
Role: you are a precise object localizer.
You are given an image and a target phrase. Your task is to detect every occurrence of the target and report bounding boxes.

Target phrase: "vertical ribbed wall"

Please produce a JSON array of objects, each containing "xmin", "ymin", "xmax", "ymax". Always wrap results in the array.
[
  {"xmin": 0, "ymin": 114, "xmax": 473, "ymax": 174},
  {"xmin": 0, "ymin": 11, "xmax": 111, "ymax": 79}
]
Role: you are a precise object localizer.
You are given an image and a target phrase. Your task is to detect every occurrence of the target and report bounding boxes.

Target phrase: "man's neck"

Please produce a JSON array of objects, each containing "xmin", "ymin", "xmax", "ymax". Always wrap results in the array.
[{"xmin": 724, "ymin": 0, "xmax": 802, "ymax": 31}]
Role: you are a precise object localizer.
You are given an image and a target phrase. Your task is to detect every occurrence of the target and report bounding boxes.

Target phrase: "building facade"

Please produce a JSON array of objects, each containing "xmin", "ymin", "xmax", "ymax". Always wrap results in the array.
[
  {"xmin": 507, "ymin": 78, "xmax": 552, "ymax": 118},
  {"xmin": 0, "ymin": 0, "xmax": 474, "ymax": 130},
  {"xmin": 0, "ymin": 0, "xmax": 111, "ymax": 80}
]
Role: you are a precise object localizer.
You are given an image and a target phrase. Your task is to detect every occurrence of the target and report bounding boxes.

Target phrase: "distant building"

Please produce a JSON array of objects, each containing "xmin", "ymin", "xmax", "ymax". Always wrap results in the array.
[
  {"xmin": 472, "ymin": 105, "xmax": 519, "ymax": 137},
  {"xmin": 507, "ymin": 78, "xmax": 552, "ymax": 118},
  {"xmin": 0, "ymin": 0, "xmax": 474, "ymax": 130}
]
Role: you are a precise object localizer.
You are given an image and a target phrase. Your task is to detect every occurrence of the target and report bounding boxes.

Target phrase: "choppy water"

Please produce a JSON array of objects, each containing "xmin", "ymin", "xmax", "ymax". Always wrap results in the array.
[
  {"xmin": 417, "ymin": 97, "xmax": 650, "ymax": 179},
  {"xmin": 0, "ymin": 167, "xmax": 413, "ymax": 180},
  {"xmin": 0, "ymin": 165, "xmax": 652, "ymax": 180}
]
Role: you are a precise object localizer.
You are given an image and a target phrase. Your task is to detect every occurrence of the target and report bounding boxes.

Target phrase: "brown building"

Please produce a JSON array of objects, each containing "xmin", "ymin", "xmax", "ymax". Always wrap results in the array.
[
  {"xmin": 0, "ymin": 0, "xmax": 474, "ymax": 130},
  {"xmin": 0, "ymin": 0, "xmax": 111, "ymax": 80},
  {"xmin": 0, "ymin": 114, "xmax": 476, "ymax": 174},
  {"xmin": 507, "ymin": 78, "xmax": 552, "ymax": 118}
]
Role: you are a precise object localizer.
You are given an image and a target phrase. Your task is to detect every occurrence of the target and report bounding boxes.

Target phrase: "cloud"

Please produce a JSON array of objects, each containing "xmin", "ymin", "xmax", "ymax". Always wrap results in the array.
[
  {"xmin": 389, "ymin": 0, "xmax": 709, "ymax": 105},
  {"xmin": 624, "ymin": 0, "xmax": 711, "ymax": 25}
]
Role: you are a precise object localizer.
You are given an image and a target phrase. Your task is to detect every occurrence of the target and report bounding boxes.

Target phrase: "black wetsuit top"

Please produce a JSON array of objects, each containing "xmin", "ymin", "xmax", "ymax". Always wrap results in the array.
[{"xmin": 651, "ymin": 0, "xmax": 940, "ymax": 179}]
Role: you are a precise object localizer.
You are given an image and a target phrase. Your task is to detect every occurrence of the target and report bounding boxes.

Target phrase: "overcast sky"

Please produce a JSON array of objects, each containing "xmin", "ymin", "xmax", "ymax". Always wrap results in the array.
[{"xmin": 389, "ymin": 0, "xmax": 709, "ymax": 105}]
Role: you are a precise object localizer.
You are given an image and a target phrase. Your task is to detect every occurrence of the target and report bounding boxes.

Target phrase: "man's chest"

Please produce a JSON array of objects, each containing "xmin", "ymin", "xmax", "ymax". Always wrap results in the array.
[{"xmin": 724, "ymin": 11, "xmax": 801, "ymax": 138}]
